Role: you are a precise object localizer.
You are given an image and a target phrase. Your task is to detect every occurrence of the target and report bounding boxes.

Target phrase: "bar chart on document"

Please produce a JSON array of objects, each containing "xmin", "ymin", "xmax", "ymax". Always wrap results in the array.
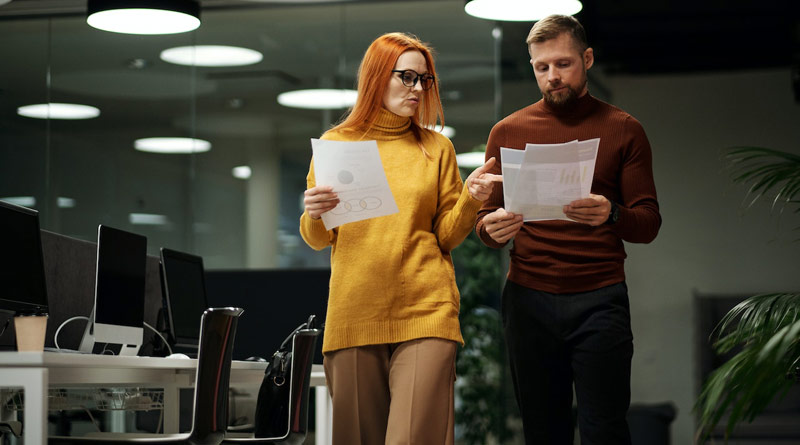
[{"xmin": 500, "ymin": 138, "xmax": 599, "ymax": 221}]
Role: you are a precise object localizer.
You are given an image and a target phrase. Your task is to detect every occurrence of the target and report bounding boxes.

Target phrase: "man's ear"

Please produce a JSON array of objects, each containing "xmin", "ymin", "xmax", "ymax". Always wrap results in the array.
[{"xmin": 584, "ymin": 47, "xmax": 594, "ymax": 70}]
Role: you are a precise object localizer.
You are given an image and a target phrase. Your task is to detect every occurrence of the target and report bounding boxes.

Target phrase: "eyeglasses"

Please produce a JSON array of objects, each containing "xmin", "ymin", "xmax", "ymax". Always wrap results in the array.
[{"xmin": 391, "ymin": 69, "xmax": 435, "ymax": 90}]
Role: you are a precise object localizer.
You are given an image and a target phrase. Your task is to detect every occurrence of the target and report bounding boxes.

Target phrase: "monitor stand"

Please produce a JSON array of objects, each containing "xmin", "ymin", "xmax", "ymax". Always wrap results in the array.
[
  {"xmin": 78, "ymin": 309, "xmax": 96, "ymax": 354},
  {"xmin": 78, "ymin": 310, "xmax": 141, "ymax": 356}
]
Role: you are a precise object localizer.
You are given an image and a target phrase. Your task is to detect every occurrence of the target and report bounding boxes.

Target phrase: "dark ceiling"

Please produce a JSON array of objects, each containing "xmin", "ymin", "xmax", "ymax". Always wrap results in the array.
[
  {"xmin": 584, "ymin": 0, "xmax": 800, "ymax": 74},
  {"xmin": 498, "ymin": 0, "xmax": 800, "ymax": 77},
  {"xmin": 4, "ymin": 0, "xmax": 800, "ymax": 76}
]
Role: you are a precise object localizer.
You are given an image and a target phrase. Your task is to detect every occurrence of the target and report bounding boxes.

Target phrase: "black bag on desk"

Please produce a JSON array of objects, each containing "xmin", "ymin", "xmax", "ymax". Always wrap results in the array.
[{"xmin": 253, "ymin": 315, "xmax": 320, "ymax": 442}]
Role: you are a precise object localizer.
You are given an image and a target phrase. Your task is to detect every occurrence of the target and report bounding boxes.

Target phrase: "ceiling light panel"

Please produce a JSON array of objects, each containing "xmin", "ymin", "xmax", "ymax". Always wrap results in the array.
[
  {"xmin": 134, "ymin": 137, "xmax": 211, "ymax": 154},
  {"xmin": 160, "ymin": 45, "xmax": 263, "ymax": 67},
  {"xmin": 277, "ymin": 89, "xmax": 357, "ymax": 110},
  {"xmin": 232, "ymin": 166, "xmax": 252, "ymax": 179},
  {"xmin": 456, "ymin": 152, "xmax": 486, "ymax": 168},
  {"xmin": 465, "ymin": 0, "xmax": 582, "ymax": 22},
  {"xmin": 432, "ymin": 125, "xmax": 456, "ymax": 138},
  {"xmin": 17, "ymin": 103, "xmax": 100, "ymax": 120},
  {"xmin": 86, "ymin": 0, "xmax": 201, "ymax": 35}
]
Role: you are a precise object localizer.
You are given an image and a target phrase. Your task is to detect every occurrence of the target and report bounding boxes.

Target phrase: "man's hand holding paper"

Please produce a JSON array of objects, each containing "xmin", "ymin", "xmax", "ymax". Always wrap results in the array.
[
  {"xmin": 563, "ymin": 193, "xmax": 612, "ymax": 226},
  {"xmin": 500, "ymin": 138, "xmax": 600, "ymax": 222}
]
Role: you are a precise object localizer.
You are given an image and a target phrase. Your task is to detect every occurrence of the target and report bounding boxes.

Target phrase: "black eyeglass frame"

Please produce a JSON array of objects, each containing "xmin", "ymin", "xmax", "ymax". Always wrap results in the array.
[{"xmin": 391, "ymin": 69, "xmax": 435, "ymax": 90}]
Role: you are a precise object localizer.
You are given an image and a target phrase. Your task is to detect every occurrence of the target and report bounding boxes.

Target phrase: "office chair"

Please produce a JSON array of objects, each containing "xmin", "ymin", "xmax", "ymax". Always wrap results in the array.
[
  {"xmin": 223, "ymin": 325, "xmax": 320, "ymax": 445},
  {"xmin": 49, "ymin": 307, "xmax": 244, "ymax": 445}
]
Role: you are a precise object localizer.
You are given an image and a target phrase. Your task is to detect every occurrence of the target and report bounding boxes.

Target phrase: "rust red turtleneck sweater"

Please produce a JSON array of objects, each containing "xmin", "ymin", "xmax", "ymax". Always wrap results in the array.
[{"xmin": 476, "ymin": 94, "xmax": 661, "ymax": 294}]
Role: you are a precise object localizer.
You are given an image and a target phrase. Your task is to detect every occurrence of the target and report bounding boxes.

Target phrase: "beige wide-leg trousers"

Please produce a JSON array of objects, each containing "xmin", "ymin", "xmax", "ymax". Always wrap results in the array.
[{"xmin": 323, "ymin": 337, "xmax": 457, "ymax": 445}]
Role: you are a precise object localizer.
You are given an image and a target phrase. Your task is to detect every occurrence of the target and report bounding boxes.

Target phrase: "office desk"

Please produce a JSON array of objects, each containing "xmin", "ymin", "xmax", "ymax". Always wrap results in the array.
[{"xmin": 0, "ymin": 352, "xmax": 329, "ymax": 445}]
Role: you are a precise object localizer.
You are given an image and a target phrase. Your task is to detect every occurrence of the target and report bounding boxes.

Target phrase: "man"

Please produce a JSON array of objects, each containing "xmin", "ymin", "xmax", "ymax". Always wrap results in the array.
[{"xmin": 475, "ymin": 14, "xmax": 661, "ymax": 445}]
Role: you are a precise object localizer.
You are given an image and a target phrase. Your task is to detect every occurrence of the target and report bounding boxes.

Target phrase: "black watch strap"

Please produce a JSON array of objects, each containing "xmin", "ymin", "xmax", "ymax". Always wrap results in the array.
[{"xmin": 605, "ymin": 200, "xmax": 620, "ymax": 225}]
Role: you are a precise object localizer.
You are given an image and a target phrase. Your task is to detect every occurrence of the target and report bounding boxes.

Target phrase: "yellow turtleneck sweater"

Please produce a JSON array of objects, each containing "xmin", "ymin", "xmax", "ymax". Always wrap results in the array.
[{"xmin": 299, "ymin": 108, "xmax": 482, "ymax": 353}]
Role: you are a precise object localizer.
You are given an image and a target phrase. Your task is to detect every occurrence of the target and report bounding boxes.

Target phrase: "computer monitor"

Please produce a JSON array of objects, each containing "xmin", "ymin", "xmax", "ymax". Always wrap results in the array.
[
  {"xmin": 0, "ymin": 200, "xmax": 48, "ymax": 316},
  {"xmin": 79, "ymin": 225, "xmax": 147, "ymax": 356},
  {"xmin": 159, "ymin": 247, "xmax": 209, "ymax": 351}
]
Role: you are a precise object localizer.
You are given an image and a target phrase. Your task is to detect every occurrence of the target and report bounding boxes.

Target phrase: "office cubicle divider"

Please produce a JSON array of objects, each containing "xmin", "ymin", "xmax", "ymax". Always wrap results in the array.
[
  {"xmin": 0, "ymin": 230, "xmax": 164, "ymax": 355},
  {"xmin": 205, "ymin": 269, "xmax": 329, "ymax": 364}
]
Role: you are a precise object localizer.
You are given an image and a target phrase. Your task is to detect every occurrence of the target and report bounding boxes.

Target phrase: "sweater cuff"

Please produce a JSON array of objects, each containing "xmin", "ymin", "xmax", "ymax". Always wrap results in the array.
[
  {"xmin": 306, "ymin": 213, "xmax": 328, "ymax": 231},
  {"xmin": 458, "ymin": 183, "xmax": 484, "ymax": 215},
  {"xmin": 300, "ymin": 211, "xmax": 332, "ymax": 250},
  {"xmin": 445, "ymin": 185, "xmax": 483, "ymax": 235},
  {"xmin": 476, "ymin": 218, "xmax": 508, "ymax": 249}
]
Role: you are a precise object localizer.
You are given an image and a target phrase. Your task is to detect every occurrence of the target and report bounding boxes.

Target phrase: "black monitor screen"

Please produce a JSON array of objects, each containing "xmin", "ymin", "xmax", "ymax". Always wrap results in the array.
[
  {"xmin": 160, "ymin": 248, "xmax": 208, "ymax": 348},
  {"xmin": 95, "ymin": 225, "xmax": 146, "ymax": 328},
  {"xmin": 0, "ymin": 200, "xmax": 48, "ymax": 315}
]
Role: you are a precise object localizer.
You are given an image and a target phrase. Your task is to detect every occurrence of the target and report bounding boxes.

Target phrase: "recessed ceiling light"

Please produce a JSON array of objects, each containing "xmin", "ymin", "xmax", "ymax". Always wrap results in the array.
[
  {"xmin": 432, "ymin": 125, "xmax": 456, "ymax": 139},
  {"xmin": 160, "ymin": 45, "xmax": 263, "ymax": 67},
  {"xmin": 1, "ymin": 196, "xmax": 36, "ymax": 207},
  {"xmin": 57, "ymin": 197, "xmax": 76, "ymax": 208},
  {"xmin": 241, "ymin": 0, "xmax": 352, "ymax": 2},
  {"xmin": 232, "ymin": 166, "xmax": 252, "ymax": 180},
  {"xmin": 87, "ymin": 0, "xmax": 200, "ymax": 35},
  {"xmin": 277, "ymin": 89, "xmax": 358, "ymax": 110},
  {"xmin": 134, "ymin": 137, "xmax": 211, "ymax": 154},
  {"xmin": 129, "ymin": 213, "xmax": 170, "ymax": 225},
  {"xmin": 464, "ymin": 0, "xmax": 582, "ymax": 22},
  {"xmin": 456, "ymin": 152, "xmax": 486, "ymax": 168},
  {"xmin": 17, "ymin": 103, "xmax": 100, "ymax": 120}
]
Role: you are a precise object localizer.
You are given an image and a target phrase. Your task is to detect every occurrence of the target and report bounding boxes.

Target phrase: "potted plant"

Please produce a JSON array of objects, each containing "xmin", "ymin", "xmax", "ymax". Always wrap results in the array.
[
  {"xmin": 695, "ymin": 146, "xmax": 800, "ymax": 440},
  {"xmin": 452, "ymin": 158, "xmax": 514, "ymax": 445}
]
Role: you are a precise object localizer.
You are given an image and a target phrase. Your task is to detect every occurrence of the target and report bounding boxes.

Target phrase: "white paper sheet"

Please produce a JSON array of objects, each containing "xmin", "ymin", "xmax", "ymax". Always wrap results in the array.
[
  {"xmin": 500, "ymin": 138, "xmax": 599, "ymax": 221},
  {"xmin": 311, "ymin": 138, "xmax": 399, "ymax": 229}
]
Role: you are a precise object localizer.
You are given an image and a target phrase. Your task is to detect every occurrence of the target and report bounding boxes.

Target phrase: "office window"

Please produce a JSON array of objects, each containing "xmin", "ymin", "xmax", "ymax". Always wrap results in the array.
[{"xmin": 0, "ymin": 2, "xmax": 497, "ymax": 269}]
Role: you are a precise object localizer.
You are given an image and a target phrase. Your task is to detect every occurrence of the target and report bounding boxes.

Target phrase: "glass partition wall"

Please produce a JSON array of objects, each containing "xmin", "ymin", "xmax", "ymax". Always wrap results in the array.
[{"xmin": 0, "ymin": 1, "xmax": 498, "ymax": 269}]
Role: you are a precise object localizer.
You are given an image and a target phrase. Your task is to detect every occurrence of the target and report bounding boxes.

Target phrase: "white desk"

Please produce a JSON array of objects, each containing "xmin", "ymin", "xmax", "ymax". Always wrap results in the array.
[{"xmin": 0, "ymin": 352, "xmax": 329, "ymax": 445}]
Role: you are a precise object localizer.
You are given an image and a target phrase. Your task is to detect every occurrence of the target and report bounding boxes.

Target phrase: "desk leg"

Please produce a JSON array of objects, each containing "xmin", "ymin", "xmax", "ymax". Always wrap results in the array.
[
  {"xmin": 314, "ymin": 386, "xmax": 332, "ymax": 445},
  {"xmin": 0, "ymin": 368, "xmax": 48, "ymax": 445},
  {"xmin": 162, "ymin": 384, "xmax": 180, "ymax": 433}
]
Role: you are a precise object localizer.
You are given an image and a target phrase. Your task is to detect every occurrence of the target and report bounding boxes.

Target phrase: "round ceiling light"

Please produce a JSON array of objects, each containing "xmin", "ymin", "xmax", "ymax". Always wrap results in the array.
[
  {"xmin": 277, "ymin": 89, "xmax": 358, "ymax": 110},
  {"xmin": 160, "ymin": 45, "xmax": 263, "ymax": 67},
  {"xmin": 232, "ymin": 166, "xmax": 252, "ymax": 180},
  {"xmin": 456, "ymin": 152, "xmax": 486, "ymax": 168},
  {"xmin": 464, "ymin": 0, "xmax": 582, "ymax": 22},
  {"xmin": 134, "ymin": 137, "xmax": 211, "ymax": 154},
  {"xmin": 87, "ymin": 0, "xmax": 200, "ymax": 35},
  {"xmin": 17, "ymin": 103, "xmax": 100, "ymax": 120},
  {"xmin": 432, "ymin": 125, "xmax": 456, "ymax": 139},
  {"xmin": 129, "ymin": 213, "xmax": 170, "ymax": 225},
  {"xmin": 58, "ymin": 197, "xmax": 76, "ymax": 209},
  {"xmin": 0, "ymin": 196, "xmax": 36, "ymax": 207}
]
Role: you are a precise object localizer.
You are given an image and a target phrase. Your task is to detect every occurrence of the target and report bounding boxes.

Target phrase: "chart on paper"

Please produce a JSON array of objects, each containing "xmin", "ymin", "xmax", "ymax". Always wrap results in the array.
[
  {"xmin": 501, "ymin": 138, "xmax": 599, "ymax": 221},
  {"xmin": 311, "ymin": 138, "xmax": 399, "ymax": 229}
]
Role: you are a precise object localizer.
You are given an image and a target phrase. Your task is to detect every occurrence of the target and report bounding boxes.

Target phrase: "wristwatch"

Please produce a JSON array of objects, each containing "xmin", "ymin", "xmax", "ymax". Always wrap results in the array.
[{"xmin": 605, "ymin": 201, "xmax": 620, "ymax": 225}]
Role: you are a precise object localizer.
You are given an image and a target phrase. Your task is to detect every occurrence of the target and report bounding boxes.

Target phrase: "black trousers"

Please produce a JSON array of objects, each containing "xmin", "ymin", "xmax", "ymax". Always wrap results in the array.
[{"xmin": 502, "ymin": 280, "xmax": 633, "ymax": 445}]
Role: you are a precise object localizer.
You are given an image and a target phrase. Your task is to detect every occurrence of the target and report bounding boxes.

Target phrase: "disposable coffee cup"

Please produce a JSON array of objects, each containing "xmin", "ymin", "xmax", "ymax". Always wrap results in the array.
[{"xmin": 14, "ymin": 313, "xmax": 48, "ymax": 352}]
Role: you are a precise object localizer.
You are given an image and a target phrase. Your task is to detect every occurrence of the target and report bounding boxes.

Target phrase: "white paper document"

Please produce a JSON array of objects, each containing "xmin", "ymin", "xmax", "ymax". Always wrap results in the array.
[
  {"xmin": 311, "ymin": 138, "xmax": 399, "ymax": 229},
  {"xmin": 501, "ymin": 138, "xmax": 599, "ymax": 221}
]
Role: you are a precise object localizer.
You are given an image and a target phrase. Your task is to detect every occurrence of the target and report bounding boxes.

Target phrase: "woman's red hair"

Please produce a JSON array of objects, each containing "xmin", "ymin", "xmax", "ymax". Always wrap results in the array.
[{"xmin": 328, "ymin": 32, "xmax": 444, "ymax": 155}]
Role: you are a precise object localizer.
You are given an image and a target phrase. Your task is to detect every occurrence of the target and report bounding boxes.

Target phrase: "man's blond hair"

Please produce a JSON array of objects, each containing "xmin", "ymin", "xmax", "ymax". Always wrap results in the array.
[{"xmin": 526, "ymin": 14, "xmax": 588, "ymax": 53}]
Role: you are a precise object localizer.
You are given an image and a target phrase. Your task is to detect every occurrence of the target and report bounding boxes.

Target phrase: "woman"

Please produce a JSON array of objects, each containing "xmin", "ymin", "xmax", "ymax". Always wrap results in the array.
[{"xmin": 300, "ymin": 32, "xmax": 498, "ymax": 445}]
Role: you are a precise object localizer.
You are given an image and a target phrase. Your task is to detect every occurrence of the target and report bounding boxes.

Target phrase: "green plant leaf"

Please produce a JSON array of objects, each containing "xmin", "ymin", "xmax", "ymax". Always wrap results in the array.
[{"xmin": 695, "ymin": 292, "xmax": 800, "ymax": 440}]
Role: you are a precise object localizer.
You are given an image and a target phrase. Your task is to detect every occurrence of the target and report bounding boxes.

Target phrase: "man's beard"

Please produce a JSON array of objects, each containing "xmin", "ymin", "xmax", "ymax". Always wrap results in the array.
[
  {"xmin": 542, "ymin": 76, "xmax": 587, "ymax": 110},
  {"xmin": 543, "ymin": 85, "xmax": 578, "ymax": 109}
]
